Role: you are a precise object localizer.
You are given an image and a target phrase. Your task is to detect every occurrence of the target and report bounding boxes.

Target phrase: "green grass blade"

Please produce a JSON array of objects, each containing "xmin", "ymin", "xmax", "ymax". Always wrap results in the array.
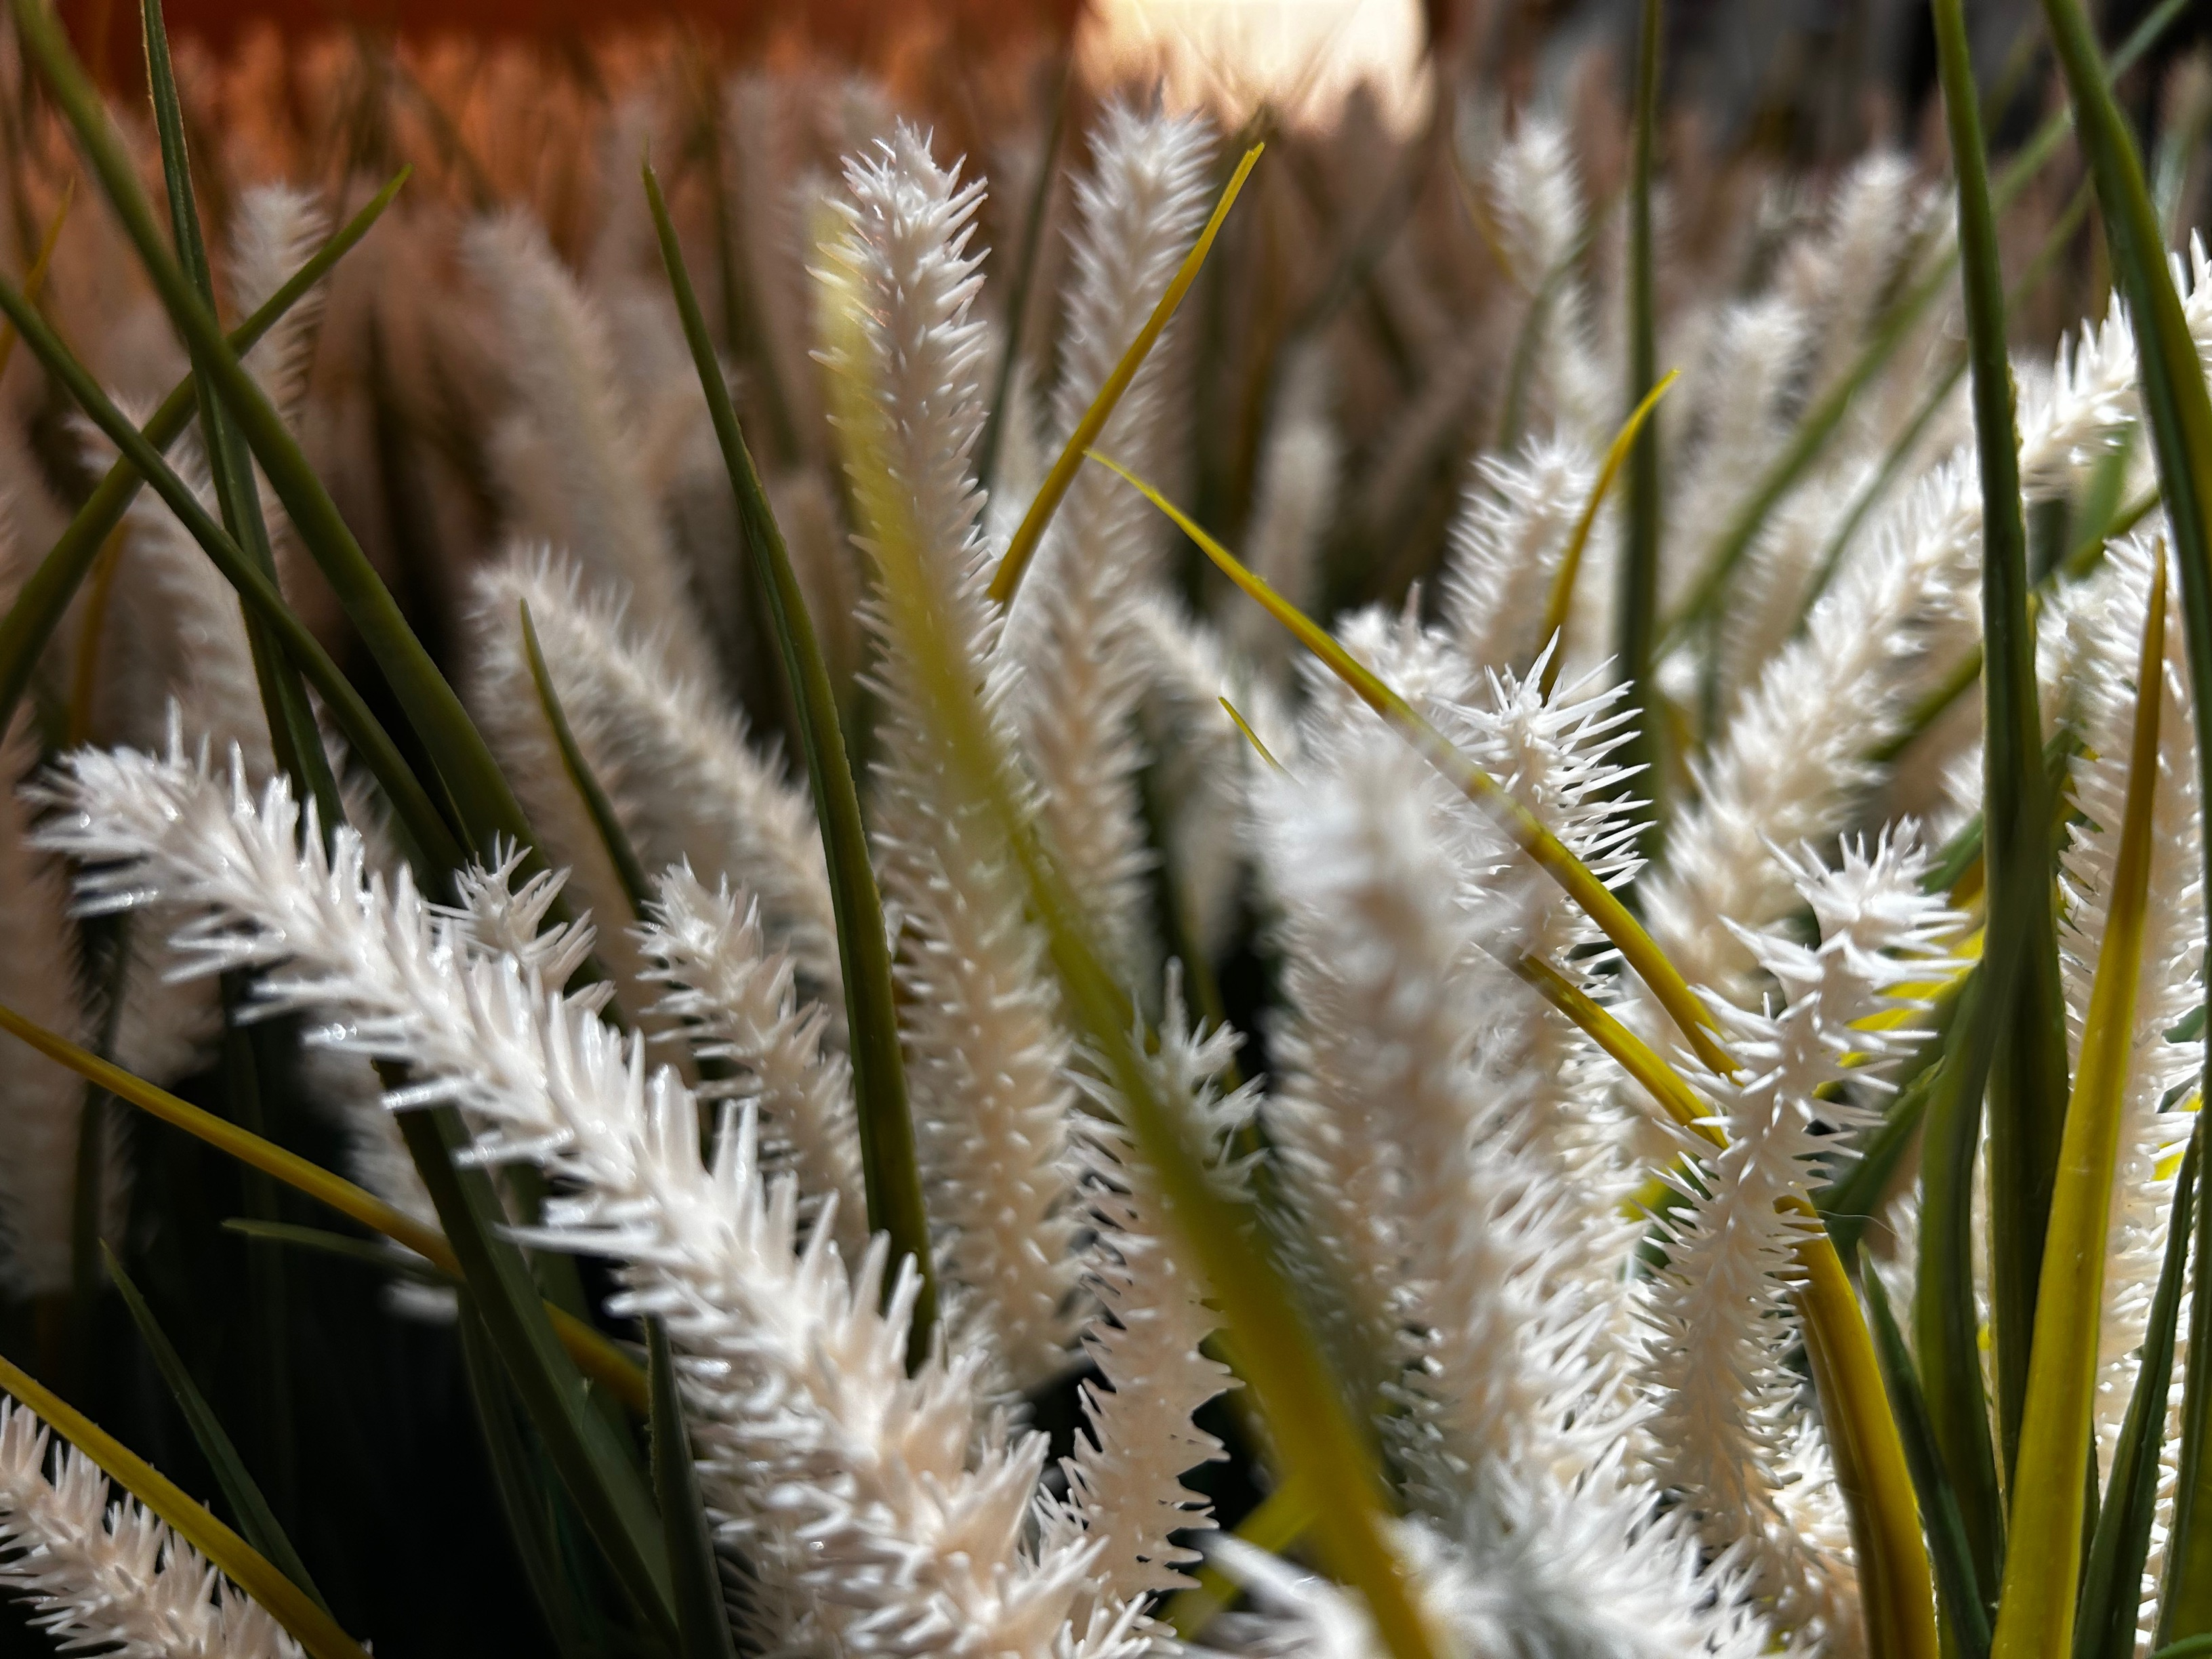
[
  {"xmin": 396, "ymin": 1106, "xmax": 678, "ymax": 1647},
  {"xmin": 216, "ymin": 980, "xmax": 296, "ymax": 1530},
  {"xmin": 104, "ymin": 1245, "xmax": 327, "ymax": 1614},
  {"xmin": 1818, "ymin": 982, "xmax": 1963, "ymax": 1260},
  {"xmin": 989, "ymin": 142, "xmax": 1263, "ymax": 606},
  {"xmin": 1617, "ymin": 0, "xmax": 1664, "ymax": 861},
  {"xmin": 455, "ymin": 1300, "xmax": 600, "ymax": 1659},
  {"xmin": 1539, "ymin": 369, "xmax": 1677, "ymax": 693},
  {"xmin": 0, "ymin": 1351, "xmax": 373, "ymax": 1659},
  {"xmin": 1864, "ymin": 1246, "xmax": 1993, "ymax": 1659},
  {"xmin": 648, "ymin": 1319, "xmax": 739, "ymax": 1659},
  {"xmin": 2083, "ymin": 1126, "xmax": 2198, "ymax": 1658},
  {"xmin": 1088, "ymin": 447, "xmax": 1738, "ymax": 1079},
  {"xmin": 0, "ymin": 269, "xmax": 465, "ymax": 876},
  {"xmin": 0, "ymin": 997, "xmax": 647, "ymax": 1411},
  {"xmin": 1991, "ymin": 553, "xmax": 2166, "ymax": 1658},
  {"xmin": 643, "ymin": 159, "xmax": 936, "ymax": 1359},
  {"xmin": 0, "ymin": 165, "xmax": 405, "ymax": 746},
  {"xmin": 140, "ymin": 0, "xmax": 340, "ymax": 832},
  {"xmin": 520, "ymin": 598, "xmax": 652, "ymax": 918},
  {"xmin": 2173, "ymin": 1121, "xmax": 2212, "ymax": 1643},
  {"xmin": 1797, "ymin": 1223, "xmax": 1944, "ymax": 1659},
  {"xmin": 1090, "ymin": 447, "xmax": 1937, "ymax": 1659},
  {"xmin": 12, "ymin": 0, "xmax": 539, "ymax": 868},
  {"xmin": 2034, "ymin": 0, "xmax": 2212, "ymax": 1633},
  {"xmin": 1934, "ymin": 0, "xmax": 2073, "ymax": 1488},
  {"xmin": 1916, "ymin": 964, "xmax": 2009, "ymax": 1628},
  {"xmin": 223, "ymin": 1218, "xmax": 449, "ymax": 1286}
]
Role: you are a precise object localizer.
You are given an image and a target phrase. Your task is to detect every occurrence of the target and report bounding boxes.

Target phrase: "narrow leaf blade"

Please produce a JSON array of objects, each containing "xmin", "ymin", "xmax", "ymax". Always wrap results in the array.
[
  {"xmin": 644, "ymin": 159, "xmax": 937, "ymax": 1358},
  {"xmin": 648, "ymin": 1319, "xmax": 739, "ymax": 1659},
  {"xmin": 0, "ymin": 1352, "xmax": 371, "ymax": 1659},
  {"xmin": 104, "ymin": 1246, "xmax": 327, "ymax": 1612},
  {"xmin": 2083, "ymin": 1128, "xmax": 2198, "ymax": 1658},
  {"xmin": 1991, "ymin": 553, "xmax": 2167, "ymax": 1656}
]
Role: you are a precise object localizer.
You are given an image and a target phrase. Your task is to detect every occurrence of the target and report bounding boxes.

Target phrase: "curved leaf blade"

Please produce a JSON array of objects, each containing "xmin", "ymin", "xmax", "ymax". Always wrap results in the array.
[
  {"xmin": 2084, "ymin": 1126, "xmax": 2198, "ymax": 1658},
  {"xmin": 1990, "ymin": 552, "xmax": 2167, "ymax": 1658},
  {"xmin": 0, "ymin": 998, "xmax": 645, "ymax": 1410},
  {"xmin": 0, "ymin": 1353, "xmax": 371, "ymax": 1659},
  {"xmin": 0, "ymin": 164, "xmax": 407, "ymax": 747},
  {"xmin": 642, "ymin": 159, "xmax": 936, "ymax": 1358},
  {"xmin": 104, "ymin": 1246, "xmax": 327, "ymax": 1613},
  {"xmin": 989, "ymin": 143, "xmax": 1263, "ymax": 605}
]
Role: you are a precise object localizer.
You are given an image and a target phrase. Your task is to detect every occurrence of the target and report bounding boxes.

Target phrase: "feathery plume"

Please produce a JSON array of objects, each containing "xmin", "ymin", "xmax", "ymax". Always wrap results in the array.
[
  {"xmin": 1044, "ymin": 977, "xmax": 1249, "ymax": 1605},
  {"xmin": 1643, "ymin": 278, "xmax": 2194, "ymax": 1002},
  {"xmin": 1639, "ymin": 833, "xmax": 1959, "ymax": 1648},
  {"xmin": 640, "ymin": 863, "xmax": 866, "ymax": 1266},
  {"xmin": 2052, "ymin": 533, "xmax": 2205, "ymax": 1479},
  {"xmin": 229, "ymin": 185, "xmax": 331, "ymax": 423},
  {"xmin": 34, "ymin": 742, "xmax": 1134, "ymax": 1659},
  {"xmin": 0, "ymin": 716, "xmax": 89, "ymax": 1300},
  {"xmin": 0, "ymin": 1402, "xmax": 302, "ymax": 1659},
  {"xmin": 1227, "ymin": 346, "xmax": 1337, "ymax": 676},
  {"xmin": 464, "ymin": 211, "xmax": 713, "ymax": 681},
  {"xmin": 1486, "ymin": 114, "xmax": 1608, "ymax": 447},
  {"xmin": 815, "ymin": 122, "xmax": 1084, "ymax": 1391},
  {"xmin": 1004, "ymin": 101, "xmax": 1214, "ymax": 978},
  {"xmin": 466, "ymin": 552, "xmax": 843, "ymax": 1023},
  {"xmin": 1439, "ymin": 434, "xmax": 1595, "ymax": 676}
]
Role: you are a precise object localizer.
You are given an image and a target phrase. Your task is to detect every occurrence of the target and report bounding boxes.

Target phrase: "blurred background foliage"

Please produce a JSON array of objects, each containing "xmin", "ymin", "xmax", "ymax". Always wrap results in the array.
[{"xmin": 0, "ymin": 1, "xmax": 2205, "ymax": 1655}]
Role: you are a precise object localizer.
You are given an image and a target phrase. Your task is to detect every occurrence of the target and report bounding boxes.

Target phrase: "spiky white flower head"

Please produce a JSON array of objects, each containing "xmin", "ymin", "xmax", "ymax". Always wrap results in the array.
[
  {"xmin": 1003, "ymin": 100, "xmax": 1214, "ymax": 977},
  {"xmin": 0, "ymin": 714, "xmax": 90, "ymax": 1299},
  {"xmin": 815, "ymin": 122, "xmax": 1084, "ymax": 1393},
  {"xmin": 1440, "ymin": 435, "xmax": 1595, "ymax": 676},
  {"xmin": 1640, "ymin": 831, "xmax": 1960, "ymax": 1649},
  {"xmin": 1229, "ymin": 345, "xmax": 1337, "ymax": 676},
  {"xmin": 230, "ymin": 184, "xmax": 331, "ymax": 422},
  {"xmin": 0, "ymin": 1401, "xmax": 302, "ymax": 1659},
  {"xmin": 1216, "ymin": 1507, "xmax": 1771, "ymax": 1659},
  {"xmin": 466, "ymin": 552, "xmax": 843, "ymax": 1028},
  {"xmin": 1645, "ymin": 266, "xmax": 2212, "ymax": 1007},
  {"xmin": 1044, "ymin": 973, "xmax": 1252, "ymax": 1606},
  {"xmin": 1485, "ymin": 113, "xmax": 1608, "ymax": 445},
  {"xmin": 640, "ymin": 863, "xmax": 865, "ymax": 1266},
  {"xmin": 2053, "ymin": 532, "xmax": 2205, "ymax": 1481},
  {"xmin": 33, "ymin": 739, "xmax": 1136, "ymax": 1659}
]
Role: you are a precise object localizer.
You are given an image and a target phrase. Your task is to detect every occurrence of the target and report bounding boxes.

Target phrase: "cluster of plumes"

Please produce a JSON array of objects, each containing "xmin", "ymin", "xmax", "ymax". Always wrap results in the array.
[{"xmin": 1, "ymin": 37, "xmax": 2211, "ymax": 1659}]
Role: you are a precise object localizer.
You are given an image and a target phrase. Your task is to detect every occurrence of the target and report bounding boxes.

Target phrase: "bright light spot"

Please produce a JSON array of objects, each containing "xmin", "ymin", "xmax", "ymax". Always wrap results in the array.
[{"xmin": 1078, "ymin": 0, "xmax": 1431, "ymax": 138}]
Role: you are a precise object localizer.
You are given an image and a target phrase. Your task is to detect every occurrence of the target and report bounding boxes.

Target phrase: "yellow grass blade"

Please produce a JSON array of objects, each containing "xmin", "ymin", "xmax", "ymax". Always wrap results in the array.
[
  {"xmin": 1536, "ymin": 367, "xmax": 1679, "ymax": 695},
  {"xmin": 1094, "ymin": 450, "xmax": 1934, "ymax": 1656},
  {"xmin": 829, "ymin": 276, "xmax": 1439, "ymax": 1659},
  {"xmin": 1510, "ymin": 953, "xmax": 1721, "ymax": 1147},
  {"xmin": 987, "ymin": 144, "xmax": 1263, "ymax": 606},
  {"xmin": 1991, "ymin": 552, "xmax": 2167, "ymax": 1659},
  {"xmin": 1165, "ymin": 1475, "xmax": 1317, "ymax": 1639},
  {"xmin": 0, "ymin": 176, "xmax": 72, "ymax": 383},
  {"xmin": 0, "ymin": 999, "xmax": 645, "ymax": 1411},
  {"xmin": 1089, "ymin": 447, "xmax": 1736, "ymax": 1079},
  {"xmin": 1220, "ymin": 695, "xmax": 1282, "ymax": 771},
  {"xmin": 0, "ymin": 1351, "xmax": 372, "ymax": 1659}
]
